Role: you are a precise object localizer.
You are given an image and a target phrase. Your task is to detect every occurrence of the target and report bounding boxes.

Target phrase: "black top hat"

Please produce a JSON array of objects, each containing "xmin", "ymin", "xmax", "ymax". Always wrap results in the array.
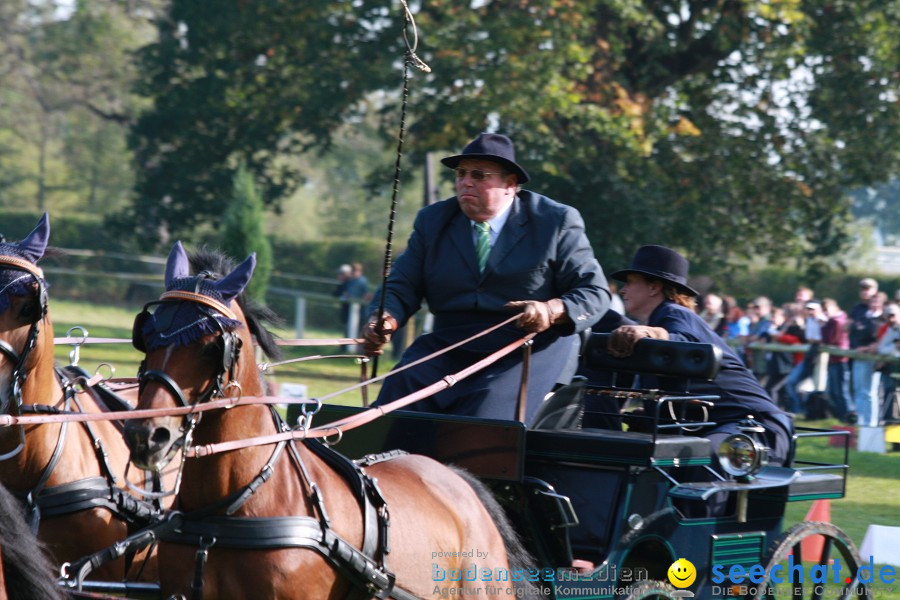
[
  {"xmin": 610, "ymin": 245, "xmax": 699, "ymax": 297},
  {"xmin": 440, "ymin": 133, "xmax": 530, "ymax": 183}
]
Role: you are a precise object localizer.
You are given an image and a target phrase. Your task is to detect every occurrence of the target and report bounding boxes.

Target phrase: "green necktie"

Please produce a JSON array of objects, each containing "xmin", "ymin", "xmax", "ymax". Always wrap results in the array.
[{"xmin": 474, "ymin": 221, "xmax": 491, "ymax": 273}]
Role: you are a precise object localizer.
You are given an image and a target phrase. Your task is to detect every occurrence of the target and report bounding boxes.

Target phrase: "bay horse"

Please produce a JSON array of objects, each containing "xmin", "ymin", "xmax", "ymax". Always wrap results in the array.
[
  {"xmin": 124, "ymin": 242, "xmax": 534, "ymax": 599},
  {"xmin": 0, "ymin": 214, "xmax": 166, "ymax": 582}
]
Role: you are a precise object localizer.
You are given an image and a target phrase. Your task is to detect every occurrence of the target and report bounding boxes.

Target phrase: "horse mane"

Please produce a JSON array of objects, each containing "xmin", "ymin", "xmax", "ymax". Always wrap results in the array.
[
  {"xmin": 0, "ymin": 482, "xmax": 64, "ymax": 599},
  {"xmin": 187, "ymin": 245, "xmax": 282, "ymax": 361}
]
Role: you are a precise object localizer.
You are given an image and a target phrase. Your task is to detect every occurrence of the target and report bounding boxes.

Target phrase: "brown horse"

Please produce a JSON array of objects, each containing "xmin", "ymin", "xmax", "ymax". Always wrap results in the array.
[
  {"xmin": 0, "ymin": 214, "xmax": 166, "ymax": 583},
  {"xmin": 124, "ymin": 243, "xmax": 534, "ymax": 599}
]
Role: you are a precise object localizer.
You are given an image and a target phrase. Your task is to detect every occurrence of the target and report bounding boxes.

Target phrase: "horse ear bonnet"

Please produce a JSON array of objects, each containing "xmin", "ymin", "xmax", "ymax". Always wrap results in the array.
[
  {"xmin": 164, "ymin": 241, "xmax": 190, "ymax": 288},
  {"xmin": 0, "ymin": 212, "xmax": 50, "ymax": 315},
  {"xmin": 135, "ymin": 274, "xmax": 244, "ymax": 354}
]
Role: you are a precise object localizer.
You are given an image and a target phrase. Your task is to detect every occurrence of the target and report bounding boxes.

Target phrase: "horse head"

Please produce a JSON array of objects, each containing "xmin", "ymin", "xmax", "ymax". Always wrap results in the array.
[
  {"xmin": 124, "ymin": 242, "xmax": 267, "ymax": 472},
  {"xmin": 0, "ymin": 213, "xmax": 51, "ymax": 419}
]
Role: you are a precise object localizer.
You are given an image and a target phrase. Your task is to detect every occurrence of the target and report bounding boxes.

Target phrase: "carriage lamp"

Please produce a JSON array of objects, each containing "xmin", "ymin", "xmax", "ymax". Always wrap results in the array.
[{"xmin": 718, "ymin": 433, "xmax": 768, "ymax": 481}]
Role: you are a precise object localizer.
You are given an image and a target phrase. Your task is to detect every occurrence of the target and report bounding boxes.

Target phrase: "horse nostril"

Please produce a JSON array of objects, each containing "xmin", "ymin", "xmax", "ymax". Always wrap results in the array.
[{"xmin": 150, "ymin": 427, "xmax": 171, "ymax": 447}]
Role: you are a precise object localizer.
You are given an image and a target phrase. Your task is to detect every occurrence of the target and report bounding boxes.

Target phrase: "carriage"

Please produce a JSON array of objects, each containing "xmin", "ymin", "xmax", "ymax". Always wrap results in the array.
[
  {"xmin": 312, "ymin": 333, "xmax": 864, "ymax": 600},
  {"xmin": 0, "ymin": 220, "xmax": 867, "ymax": 600}
]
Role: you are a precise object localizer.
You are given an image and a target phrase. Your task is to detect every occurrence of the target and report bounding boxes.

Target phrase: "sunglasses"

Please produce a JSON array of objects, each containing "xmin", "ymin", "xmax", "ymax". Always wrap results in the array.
[{"xmin": 454, "ymin": 168, "xmax": 504, "ymax": 181}]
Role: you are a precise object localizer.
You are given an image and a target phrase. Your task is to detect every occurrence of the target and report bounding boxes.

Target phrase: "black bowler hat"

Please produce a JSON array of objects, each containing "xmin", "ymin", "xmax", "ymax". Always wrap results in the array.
[
  {"xmin": 610, "ymin": 245, "xmax": 699, "ymax": 297},
  {"xmin": 440, "ymin": 133, "xmax": 530, "ymax": 183}
]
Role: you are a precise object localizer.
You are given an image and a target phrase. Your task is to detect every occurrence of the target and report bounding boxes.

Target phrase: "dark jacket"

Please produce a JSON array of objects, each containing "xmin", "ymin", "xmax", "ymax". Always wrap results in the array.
[
  {"xmin": 371, "ymin": 191, "xmax": 610, "ymax": 422},
  {"xmin": 644, "ymin": 301, "xmax": 789, "ymax": 426},
  {"xmin": 373, "ymin": 190, "xmax": 609, "ymax": 340}
]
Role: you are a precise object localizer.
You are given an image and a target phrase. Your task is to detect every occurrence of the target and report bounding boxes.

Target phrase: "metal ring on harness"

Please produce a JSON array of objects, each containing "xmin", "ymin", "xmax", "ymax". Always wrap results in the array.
[
  {"xmin": 94, "ymin": 362, "xmax": 115, "ymax": 382},
  {"xmin": 302, "ymin": 396, "xmax": 322, "ymax": 418},
  {"xmin": 65, "ymin": 326, "xmax": 88, "ymax": 367},
  {"xmin": 222, "ymin": 381, "xmax": 242, "ymax": 408},
  {"xmin": 322, "ymin": 427, "xmax": 343, "ymax": 447}
]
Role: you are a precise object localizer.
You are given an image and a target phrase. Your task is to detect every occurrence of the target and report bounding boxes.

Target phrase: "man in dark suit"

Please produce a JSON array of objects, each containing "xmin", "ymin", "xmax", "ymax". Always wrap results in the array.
[{"xmin": 363, "ymin": 133, "xmax": 610, "ymax": 423}]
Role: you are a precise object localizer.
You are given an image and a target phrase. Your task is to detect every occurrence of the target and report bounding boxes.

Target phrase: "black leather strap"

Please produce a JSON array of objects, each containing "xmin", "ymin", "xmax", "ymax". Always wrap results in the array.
[
  {"xmin": 162, "ymin": 514, "xmax": 419, "ymax": 600},
  {"xmin": 20, "ymin": 476, "xmax": 161, "ymax": 526}
]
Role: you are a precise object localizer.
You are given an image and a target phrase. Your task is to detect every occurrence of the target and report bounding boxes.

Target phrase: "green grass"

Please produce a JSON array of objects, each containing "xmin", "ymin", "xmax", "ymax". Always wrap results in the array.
[
  {"xmin": 786, "ymin": 421, "xmax": 900, "ymax": 543},
  {"xmin": 45, "ymin": 299, "xmax": 900, "ymax": 593}
]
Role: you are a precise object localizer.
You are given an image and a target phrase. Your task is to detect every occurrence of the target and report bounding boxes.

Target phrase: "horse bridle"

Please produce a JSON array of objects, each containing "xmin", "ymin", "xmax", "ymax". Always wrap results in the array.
[
  {"xmin": 0, "ymin": 256, "xmax": 49, "ymax": 429},
  {"xmin": 132, "ymin": 280, "xmax": 243, "ymax": 419}
]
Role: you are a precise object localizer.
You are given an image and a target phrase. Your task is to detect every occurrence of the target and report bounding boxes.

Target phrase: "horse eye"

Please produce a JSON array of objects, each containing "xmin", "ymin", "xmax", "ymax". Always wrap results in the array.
[
  {"xmin": 18, "ymin": 300, "xmax": 37, "ymax": 320},
  {"xmin": 200, "ymin": 341, "xmax": 221, "ymax": 359}
]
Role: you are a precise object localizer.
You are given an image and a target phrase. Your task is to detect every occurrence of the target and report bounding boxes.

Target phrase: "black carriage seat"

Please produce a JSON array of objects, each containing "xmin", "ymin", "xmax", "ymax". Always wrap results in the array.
[
  {"xmin": 525, "ymin": 336, "xmax": 723, "ymax": 563},
  {"xmin": 581, "ymin": 333, "xmax": 722, "ymax": 381},
  {"xmin": 530, "ymin": 333, "xmax": 723, "ymax": 432}
]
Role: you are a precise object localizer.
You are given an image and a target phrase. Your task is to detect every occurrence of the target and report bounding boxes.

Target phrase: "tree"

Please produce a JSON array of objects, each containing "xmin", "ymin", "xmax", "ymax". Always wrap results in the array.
[
  {"xmin": 122, "ymin": 0, "xmax": 899, "ymax": 276},
  {"xmin": 221, "ymin": 163, "xmax": 272, "ymax": 302},
  {"xmin": 120, "ymin": 0, "xmax": 399, "ymax": 248},
  {"xmin": 0, "ymin": 0, "xmax": 159, "ymax": 213}
]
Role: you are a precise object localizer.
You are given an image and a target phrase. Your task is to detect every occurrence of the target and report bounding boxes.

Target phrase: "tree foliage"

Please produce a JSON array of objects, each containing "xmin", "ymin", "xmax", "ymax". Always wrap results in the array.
[
  {"xmin": 221, "ymin": 163, "xmax": 272, "ymax": 302},
  {"xmin": 849, "ymin": 178, "xmax": 900, "ymax": 245},
  {"xmin": 0, "ymin": 0, "xmax": 159, "ymax": 213},
  {"xmin": 123, "ymin": 0, "xmax": 899, "ymax": 276},
  {"xmin": 402, "ymin": 0, "xmax": 899, "ymax": 274},
  {"xmin": 121, "ymin": 0, "xmax": 400, "ymax": 247}
]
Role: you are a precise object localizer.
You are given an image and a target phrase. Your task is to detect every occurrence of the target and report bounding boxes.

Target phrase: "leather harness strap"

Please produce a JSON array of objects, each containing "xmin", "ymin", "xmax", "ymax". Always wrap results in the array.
[
  {"xmin": 15, "ymin": 367, "xmax": 163, "ymax": 549},
  {"xmin": 158, "ymin": 290, "xmax": 237, "ymax": 321},
  {"xmin": 161, "ymin": 514, "xmax": 419, "ymax": 600},
  {"xmin": 125, "ymin": 405, "xmax": 416, "ymax": 600},
  {"xmin": 20, "ymin": 476, "xmax": 159, "ymax": 525},
  {"xmin": 0, "ymin": 255, "xmax": 44, "ymax": 279}
]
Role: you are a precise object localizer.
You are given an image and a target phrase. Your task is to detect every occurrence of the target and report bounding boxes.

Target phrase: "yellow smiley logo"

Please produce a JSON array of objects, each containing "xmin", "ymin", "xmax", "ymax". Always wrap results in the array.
[{"xmin": 667, "ymin": 558, "xmax": 696, "ymax": 588}]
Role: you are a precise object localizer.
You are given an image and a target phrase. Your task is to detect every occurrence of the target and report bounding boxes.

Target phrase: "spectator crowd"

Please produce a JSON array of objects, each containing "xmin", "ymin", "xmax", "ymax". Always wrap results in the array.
[{"xmin": 642, "ymin": 278, "xmax": 900, "ymax": 426}]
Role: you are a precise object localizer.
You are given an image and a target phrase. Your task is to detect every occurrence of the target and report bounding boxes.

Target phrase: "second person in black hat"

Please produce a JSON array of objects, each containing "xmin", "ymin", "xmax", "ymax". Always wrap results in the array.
[
  {"xmin": 606, "ymin": 244, "xmax": 794, "ymax": 468},
  {"xmin": 362, "ymin": 132, "xmax": 611, "ymax": 423}
]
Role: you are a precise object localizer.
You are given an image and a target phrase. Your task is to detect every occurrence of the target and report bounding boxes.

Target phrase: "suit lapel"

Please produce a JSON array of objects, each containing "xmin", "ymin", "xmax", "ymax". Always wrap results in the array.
[{"xmin": 486, "ymin": 197, "xmax": 527, "ymax": 273}]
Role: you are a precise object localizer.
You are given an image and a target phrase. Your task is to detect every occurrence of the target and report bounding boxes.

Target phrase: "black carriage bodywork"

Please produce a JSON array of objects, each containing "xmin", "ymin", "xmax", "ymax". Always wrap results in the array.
[{"xmin": 317, "ymin": 334, "xmax": 855, "ymax": 600}]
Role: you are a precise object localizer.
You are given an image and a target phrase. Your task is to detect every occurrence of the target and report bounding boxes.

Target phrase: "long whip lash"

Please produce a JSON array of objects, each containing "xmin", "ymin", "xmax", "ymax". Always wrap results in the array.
[{"xmin": 372, "ymin": 0, "xmax": 431, "ymax": 377}]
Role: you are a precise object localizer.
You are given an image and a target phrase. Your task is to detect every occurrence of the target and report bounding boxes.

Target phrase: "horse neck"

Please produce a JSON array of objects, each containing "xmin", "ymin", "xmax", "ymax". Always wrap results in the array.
[
  {"xmin": 181, "ymin": 410, "xmax": 334, "ymax": 518},
  {"xmin": 178, "ymin": 334, "xmax": 313, "ymax": 513},
  {"xmin": 177, "ymin": 335, "xmax": 340, "ymax": 517}
]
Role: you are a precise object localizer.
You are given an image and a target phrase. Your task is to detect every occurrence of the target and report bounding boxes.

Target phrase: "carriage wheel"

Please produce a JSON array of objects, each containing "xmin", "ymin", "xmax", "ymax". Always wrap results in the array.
[
  {"xmin": 752, "ymin": 521, "xmax": 869, "ymax": 600},
  {"xmin": 622, "ymin": 580, "xmax": 678, "ymax": 600}
]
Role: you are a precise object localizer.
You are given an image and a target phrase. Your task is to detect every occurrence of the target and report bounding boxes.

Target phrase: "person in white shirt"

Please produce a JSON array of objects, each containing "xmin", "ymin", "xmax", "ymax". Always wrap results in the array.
[{"xmin": 784, "ymin": 300, "xmax": 825, "ymax": 415}]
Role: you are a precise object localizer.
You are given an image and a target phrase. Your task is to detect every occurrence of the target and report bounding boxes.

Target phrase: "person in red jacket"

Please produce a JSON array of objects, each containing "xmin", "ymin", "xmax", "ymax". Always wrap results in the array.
[{"xmin": 821, "ymin": 298, "xmax": 850, "ymax": 420}]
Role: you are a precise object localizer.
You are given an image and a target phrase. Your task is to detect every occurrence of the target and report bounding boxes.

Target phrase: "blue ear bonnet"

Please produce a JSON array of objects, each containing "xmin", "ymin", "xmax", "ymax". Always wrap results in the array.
[
  {"xmin": 140, "ymin": 275, "xmax": 242, "ymax": 351},
  {"xmin": 0, "ymin": 246, "xmax": 47, "ymax": 316}
]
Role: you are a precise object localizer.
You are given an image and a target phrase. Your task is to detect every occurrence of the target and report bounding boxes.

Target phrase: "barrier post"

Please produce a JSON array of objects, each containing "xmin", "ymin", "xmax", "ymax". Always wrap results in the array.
[{"xmin": 294, "ymin": 295, "xmax": 306, "ymax": 338}]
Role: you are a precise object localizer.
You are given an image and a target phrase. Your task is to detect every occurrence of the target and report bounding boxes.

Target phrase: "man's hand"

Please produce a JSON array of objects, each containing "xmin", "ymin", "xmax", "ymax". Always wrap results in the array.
[
  {"xmin": 362, "ymin": 313, "xmax": 398, "ymax": 356},
  {"xmin": 608, "ymin": 325, "xmax": 669, "ymax": 357},
  {"xmin": 505, "ymin": 299, "xmax": 568, "ymax": 333}
]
